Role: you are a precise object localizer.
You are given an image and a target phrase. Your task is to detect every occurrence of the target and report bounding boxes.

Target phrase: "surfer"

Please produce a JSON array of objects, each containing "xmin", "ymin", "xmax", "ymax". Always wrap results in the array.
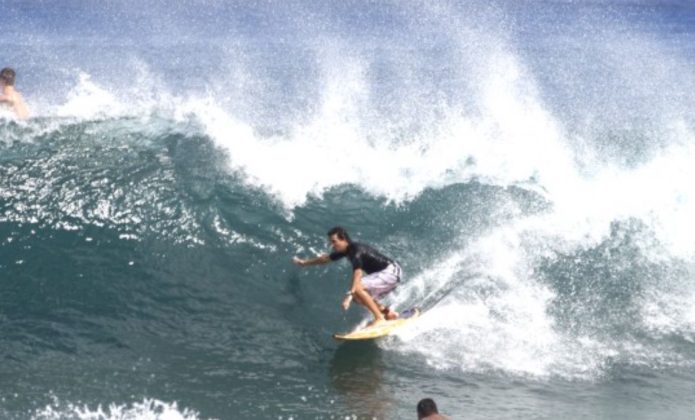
[
  {"xmin": 293, "ymin": 226, "xmax": 402, "ymax": 326},
  {"xmin": 0, "ymin": 68, "xmax": 30, "ymax": 120}
]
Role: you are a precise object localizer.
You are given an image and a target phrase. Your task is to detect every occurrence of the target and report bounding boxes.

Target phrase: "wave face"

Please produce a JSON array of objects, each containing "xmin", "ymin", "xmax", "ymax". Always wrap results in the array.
[{"xmin": 2, "ymin": 1, "xmax": 695, "ymax": 419}]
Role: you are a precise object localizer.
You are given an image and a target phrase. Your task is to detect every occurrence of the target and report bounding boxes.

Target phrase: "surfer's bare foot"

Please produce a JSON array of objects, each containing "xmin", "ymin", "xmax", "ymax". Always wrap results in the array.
[
  {"xmin": 367, "ymin": 317, "xmax": 387, "ymax": 327},
  {"xmin": 381, "ymin": 306, "xmax": 399, "ymax": 320}
]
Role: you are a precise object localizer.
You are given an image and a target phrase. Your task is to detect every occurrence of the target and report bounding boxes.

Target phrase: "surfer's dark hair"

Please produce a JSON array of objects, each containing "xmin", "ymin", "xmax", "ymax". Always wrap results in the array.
[
  {"xmin": 417, "ymin": 398, "xmax": 439, "ymax": 417},
  {"xmin": 0, "ymin": 68, "xmax": 16, "ymax": 86},
  {"xmin": 327, "ymin": 226, "xmax": 351, "ymax": 243}
]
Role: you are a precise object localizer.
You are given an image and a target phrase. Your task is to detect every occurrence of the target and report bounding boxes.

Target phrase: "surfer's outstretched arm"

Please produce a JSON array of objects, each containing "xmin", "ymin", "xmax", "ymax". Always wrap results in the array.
[{"xmin": 293, "ymin": 254, "xmax": 331, "ymax": 267}]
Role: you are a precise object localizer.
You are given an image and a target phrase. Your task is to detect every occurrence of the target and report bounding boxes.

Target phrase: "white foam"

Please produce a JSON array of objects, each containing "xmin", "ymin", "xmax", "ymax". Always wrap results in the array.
[
  {"xmin": 31, "ymin": 41, "xmax": 576, "ymax": 213},
  {"xmin": 386, "ymin": 125, "xmax": 695, "ymax": 376},
  {"xmin": 189, "ymin": 44, "xmax": 577, "ymax": 210},
  {"xmin": 31, "ymin": 397, "xmax": 208, "ymax": 420},
  {"xmin": 54, "ymin": 73, "xmax": 127, "ymax": 119},
  {"xmin": 387, "ymin": 223, "xmax": 604, "ymax": 379}
]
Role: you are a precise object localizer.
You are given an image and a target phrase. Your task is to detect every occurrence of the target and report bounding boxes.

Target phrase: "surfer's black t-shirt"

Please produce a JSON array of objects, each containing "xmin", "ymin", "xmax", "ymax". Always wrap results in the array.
[{"xmin": 329, "ymin": 242, "xmax": 393, "ymax": 274}]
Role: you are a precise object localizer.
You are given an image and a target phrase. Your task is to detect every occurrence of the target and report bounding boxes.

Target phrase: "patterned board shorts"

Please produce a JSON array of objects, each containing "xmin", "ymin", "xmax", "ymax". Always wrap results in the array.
[{"xmin": 362, "ymin": 263, "xmax": 402, "ymax": 300}]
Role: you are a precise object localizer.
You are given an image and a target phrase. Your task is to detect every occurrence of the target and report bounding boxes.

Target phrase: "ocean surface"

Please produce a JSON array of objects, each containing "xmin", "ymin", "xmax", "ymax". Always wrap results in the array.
[{"xmin": 2, "ymin": 1, "xmax": 695, "ymax": 418}]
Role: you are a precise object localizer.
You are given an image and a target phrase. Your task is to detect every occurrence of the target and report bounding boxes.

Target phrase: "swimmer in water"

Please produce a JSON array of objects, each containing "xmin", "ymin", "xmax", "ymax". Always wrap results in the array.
[{"xmin": 0, "ymin": 67, "xmax": 30, "ymax": 120}]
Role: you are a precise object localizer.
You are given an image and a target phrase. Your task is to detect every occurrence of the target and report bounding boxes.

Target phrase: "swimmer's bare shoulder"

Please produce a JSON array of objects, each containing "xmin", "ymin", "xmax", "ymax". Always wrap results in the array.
[{"xmin": 0, "ymin": 91, "xmax": 29, "ymax": 120}]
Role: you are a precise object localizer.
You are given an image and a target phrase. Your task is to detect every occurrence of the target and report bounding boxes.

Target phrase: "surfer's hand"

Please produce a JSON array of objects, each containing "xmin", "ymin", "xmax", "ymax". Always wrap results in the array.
[
  {"xmin": 292, "ymin": 257, "xmax": 305, "ymax": 267},
  {"xmin": 342, "ymin": 294, "xmax": 352, "ymax": 311}
]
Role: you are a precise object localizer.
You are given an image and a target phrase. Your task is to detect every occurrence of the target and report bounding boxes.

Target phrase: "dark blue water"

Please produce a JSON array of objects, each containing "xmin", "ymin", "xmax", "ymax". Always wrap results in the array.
[{"xmin": 2, "ymin": 1, "xmax": 695, "ymax": 419}]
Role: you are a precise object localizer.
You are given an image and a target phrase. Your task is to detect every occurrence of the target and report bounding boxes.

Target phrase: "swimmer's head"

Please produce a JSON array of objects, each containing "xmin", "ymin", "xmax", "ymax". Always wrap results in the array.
[
  {"xmin": 0, "ymin": 68, "xmax": 16, "ymax": 86},
  {"xmin": 417, "ymin": 398, "xmax": 439, "ymax": 419}
]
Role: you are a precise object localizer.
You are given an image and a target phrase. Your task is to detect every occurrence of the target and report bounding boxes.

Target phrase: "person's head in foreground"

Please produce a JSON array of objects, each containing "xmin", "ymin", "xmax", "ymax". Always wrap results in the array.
[{"xmin": 417, "ymin": 398, "xmax": 443, "ymax": 419}]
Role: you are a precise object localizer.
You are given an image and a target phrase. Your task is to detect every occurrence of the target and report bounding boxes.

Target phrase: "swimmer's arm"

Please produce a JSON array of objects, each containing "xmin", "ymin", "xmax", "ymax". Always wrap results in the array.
[{"xmin": 292, "ymin": 254, "xmax": 331, "ymax": 267}]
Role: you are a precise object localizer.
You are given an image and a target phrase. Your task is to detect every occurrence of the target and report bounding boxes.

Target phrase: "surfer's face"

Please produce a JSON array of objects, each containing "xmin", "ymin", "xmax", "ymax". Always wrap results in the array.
[{"xmin": 329, "ymin": 234, "xmax": 349, "ymax": 253}]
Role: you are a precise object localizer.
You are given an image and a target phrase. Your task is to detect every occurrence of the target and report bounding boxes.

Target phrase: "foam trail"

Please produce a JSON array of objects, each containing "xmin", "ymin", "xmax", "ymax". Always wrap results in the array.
[
  {"xmin": 389, "ymin": 130, "xmax": 695, "ymax": 378},
  {"xmin": 389, "ymin": 224, "xmax": 601, "ymax": 379}
]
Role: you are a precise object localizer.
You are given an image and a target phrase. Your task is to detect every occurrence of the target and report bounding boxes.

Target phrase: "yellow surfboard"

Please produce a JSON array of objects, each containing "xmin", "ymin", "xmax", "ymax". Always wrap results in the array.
[{"xmin": 333, "ymin": 308, "xmax": 421, "ymax": 341}]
